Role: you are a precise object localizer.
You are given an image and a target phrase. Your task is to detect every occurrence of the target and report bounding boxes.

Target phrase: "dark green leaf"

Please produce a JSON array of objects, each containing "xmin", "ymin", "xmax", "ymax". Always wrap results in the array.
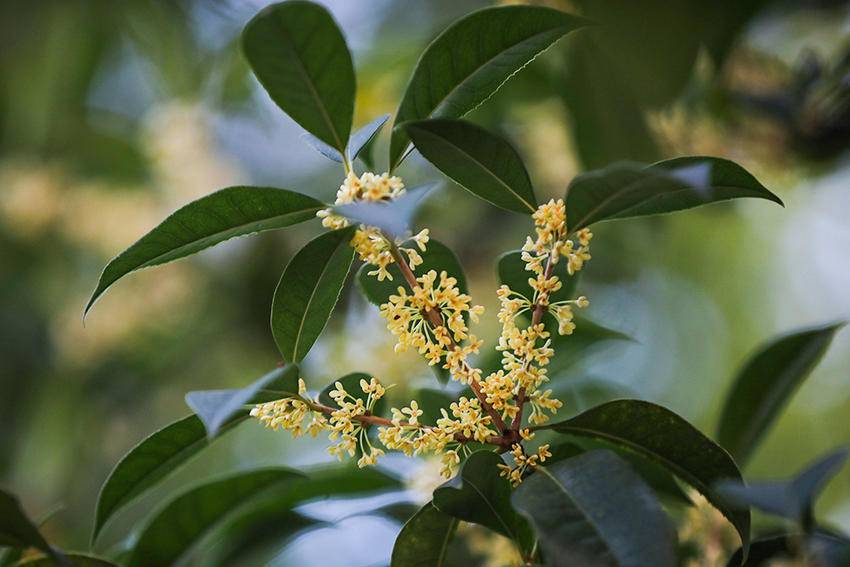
[
  {"xmin": 716, "ymin": 448, "xmax": 849, "ymax": 528},
  {"xmin": 497, "ymin": 249, "xmax": 579, "ymax": 303},
  {"xmin": 541, "ymin": 399, "xmax": 750, "ymax": 552},
  {"xmin": 85, "ymin": 187, "xmax": 323, "ymax": 316},
  {"xmin": 318, "ymin": 372, "xmax": 386, "ymax": 417},
  {"xmin": 15, "ymin": 554, "xmax": 117, "ymax": 567},
  {"xmin": 717, "ymin": 322, "xmax": 845, "ymax": 466},
  {"xmin": 92, "ymin": 412, "xmax": 250, "ymax": 544},
  {"xmin": 206, "ymin": 512, "xmax": 317, "ymax": 567},
  {"xmin": 389, "ymin": 5, "xmax": 589, "ymax": 170},
  {"xmin": 127, "ymin": 468, "xmax": 304, "ymax": 567},
  {"xmin": 242, "ymin": 1, "xmax": 355, "ymax": 152},
  {"xmin": 350, "ymin": 114, "xmax": 390, "ymax": 163},
  {"xmin": 391, "ymin": 502, "xmax": 458, "ymax": 567},
  {"xmin": 433, "ymin": 451, "xmax": 534, "ymax": 553},
  {"xmin": 0, "ymin": 490, "xmax": 57, "ymax": 561},
  {"xmin": 271, "ymin": 227, "xmax": 356, "ymax": 363},
  {"xmin": 727, "ymin": 531, "xmax": 850, "ymax": 567},
  {"xmin": 185, "ymin": 364, "xmax": 300, "ymax": 438},
  {"xmin": 356, "ymin": 239, "xmax": 465, "ymax": 385},
  {"xmin": 513, "ymin": 449, "xmax": 677, "ymax": 567},
  {"xmin": 565, "ymin": 157, "xmax": 783, "ymax": 231},
  {"xmin": 414, "ymin": 388, "xmax": 454, "ymax": 424},
  {"xmin": 403, "ymin": 119, "xmax": 537, "ymax": 214}
]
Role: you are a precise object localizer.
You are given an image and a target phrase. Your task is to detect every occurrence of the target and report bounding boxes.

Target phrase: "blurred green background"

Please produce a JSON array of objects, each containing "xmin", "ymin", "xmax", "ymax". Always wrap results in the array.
[{"xmin": 1, "ymin": 0, "xmax": 849, "ymax": 564}]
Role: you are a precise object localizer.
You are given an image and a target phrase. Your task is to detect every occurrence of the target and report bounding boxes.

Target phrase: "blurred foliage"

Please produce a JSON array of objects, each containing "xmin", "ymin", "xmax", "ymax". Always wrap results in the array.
[{"xmin": 1, "ymin": 0, "xmax": 849, "ymax": 564}]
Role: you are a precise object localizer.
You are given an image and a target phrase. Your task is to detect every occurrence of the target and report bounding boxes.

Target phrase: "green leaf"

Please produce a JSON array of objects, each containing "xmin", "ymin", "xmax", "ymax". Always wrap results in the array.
[
  {"xmin": 15, "ymin": 554, "xmax": 117, "ymax": 567},
  {"xmin": 185, "ymin": 364, "xmax": 300, "ymax": 438},
  {"xmin": 546, "ymin": 319, "xmax": 632, "ymax": 376},
  {"xmin": 497, "ymin": 249, "xmax": 579, "ymax": 303},
  {"xmin": 727, "ymin": 532, "xmax": 850, "ymax": 567},
  {"xmin": 356, "ymin": 239, "xmax": 466, "ymax": 385},
  {"xmin": 513, "ymin": 450, "xmax": 677, "ymax": 567},
  {"xmin": 349, "ymin": 113, "xmax": 390, "ymax": 163},
  {"xmin": 391, "ymin": 502, "xmax": 458, "ymax": 567},
  {"xmin": 717, "ymin": 322, "xmax": 845, "ymax": 466},
  {"xmin": 432, "ymin": 451, "xmax": 534, "ymax": 553},
  {"xmin": 242, "ymin": 1, "xmax": 355, "ymax": 152},
  {"xmin": 318, "ymin": 372, "xmax": 386, "ymax": 417},
  {"xmin": 716, "ymin": 448, "xmax": 849, "ymax": 529},
  {"xmin": 85, "ymin": 187, "xmax": 323, "ymax": 316},
  {"xmin": 91, "ymin": 413, "xmax": 250, "ymax": 545},
  {"xmin": 389, "ymin": 4, "xmax": 589, "ymax": 170},
  {"xmin": 414, "ymin": 388, "xmax": 455, "ymax": 424},
  {"xmin": 541, "ymin": 399, "xmax": 750, "ymax": 553},
  {"xmin": 271, "ymin": 227, "xmax": 356, "ymax": 362},
  {"xmin": 402, "ymin": 119, "xmax": 537, "ymax": 214},
  {"xmin": 565, "ymin": 157, "xmax": 783, "ymax": 232},
  {"xmin": 127, "ymin": 468, "xmax": 304, "ymax": 567},
  {"xmin": 0, "ymin": 490, "xmax": 59, "ymax": 561}
]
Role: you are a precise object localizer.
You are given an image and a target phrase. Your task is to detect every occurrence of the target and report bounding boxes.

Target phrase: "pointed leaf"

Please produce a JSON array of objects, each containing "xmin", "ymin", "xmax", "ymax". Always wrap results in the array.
[
  {"xmin": 391, "ymin": 502, "xmax": 458, "ymax": 567},
  {"xmin": 541, "ymin": 399, "xmax": 750, "ymax": 553},
  {"xmin": 432, "ymin": 451, "xmax": 534, "ymax": 553},
  {"xmin": 389, "ymin": 5, "xmax": 589, "ymax": 170},
  {"xmin": 718, "ymin": 322, "xmax": 845, "ymax": 466},
  {"xmin": 403, "ymin": 119, "xmax": 536, "ymax": 214},
  {"xmin": 242, "ymin": 1, "xmax": 354, "ymax": 152},
  {"xmin": 271, "ymin": 227, "xmax": 355, "ymax": 362},
  {"xmin": 565, "ymin": 157, "xmax": 783, "ymax": 231},
  {"xmin": 334, "ymin": 184, "xmax": 435, "ymax": 239},
  {"xmin": 716, "ymin": 448, "xmax": 849, "ymax": 527},
  {"xmin": 513, "ymin": 450, "xmax": 677, "ymax": 567},
  {"xmin": 300, "ymin": 132, "xmax": 343, "ymax": 163},
  {"xmin": 185, "ymin": 364, "xmax": 300, "ymax": 438},
  {"xmin": 85, "ymin": 187, "xmax": 323, "ymax": 315},
  {"xmin": 92, "ymin": 412, "xmax": 250, "ymax": 544},
  {"xmin": 127, "ymin": 468, "xmax": 304, "ymax": 567},
  {"xmin": 0, "ymin": 490, "xmax": 59, "ymax": 560},
  {"xmin": 350, "ymin": 114, "xmax": 390, "ymax": 162}
]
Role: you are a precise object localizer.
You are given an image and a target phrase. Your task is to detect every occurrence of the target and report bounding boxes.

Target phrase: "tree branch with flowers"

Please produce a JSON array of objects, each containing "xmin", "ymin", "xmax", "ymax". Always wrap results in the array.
[{"xmin": 31, "ymin": 2, "xmax": 839, "ymax": 567}]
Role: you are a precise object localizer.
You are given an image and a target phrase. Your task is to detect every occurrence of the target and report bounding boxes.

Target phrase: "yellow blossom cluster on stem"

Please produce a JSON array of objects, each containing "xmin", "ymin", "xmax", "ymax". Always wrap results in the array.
[{"xmin": 253, "ymin": 172, "xmax": 594, "ymax": 487}]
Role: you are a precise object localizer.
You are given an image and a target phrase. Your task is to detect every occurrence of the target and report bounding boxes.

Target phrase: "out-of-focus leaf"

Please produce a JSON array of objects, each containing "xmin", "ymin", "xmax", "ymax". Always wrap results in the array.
[
  {"xmin": 350, "ymin": 114, "xmax": 390, "ymax": 163},
  {"xmin": 403, "ymin": 119, "xmax": 537, "ymax": 214},
  {"xmin": 15, "ymin": 554, "xmax": 117, "ymax": 567},
  {"xmin": 85, "ymin": 187, "xmax": 322, "ymax": 316},
  {"xmin": 497, "ymin": 249, "xmax": 579, "ymax": 304},
  {"xmin": 271, "ymin": 227, "xmax": 356, "ymax": 363},
  {"xmin": 206, "ymin": 512, "xmax": 317, "ymax": 567},
  {"xmin": 560, "ymin": 37, "xmax": 660, "ymax": 169},
  {"xmin": 356, "ymin": 239, "xmax": 466, "ymax": 384},
  {"xmin": 389, "ymin": 4, "xmax": 589, "ymax": 170},
  {"xmin": 565, "ymin": 157, "xmax": 783, "ymax": 231},
  {"xmin": 391, "ymin": 502, "xmax": 458, "ymax": 567},
  {"xmin": 92, "ymin": 412, "xmax": 249, "ymax": 544},
  {"xmin": 318, "ymin": 372, "xmax": 386, "ymax": 417},
  {"xmin": 415, "ymin": 388, "xmax": 454, "ymax": 424},
  {"xmin": 185, "ymin": 364, "xmax": 300, "ymax": 438},
  {"xmin": 334, "ymin": 184, "xmax": 435, "ymax": 238},
  {"xmin": 541, "ymin": 399, "xmax": 750, "ymax": 552},
  {"xmin": 0, "ymin": 490, "xmax": 60, "ymax": 562},
  {"xmin": 553, "ymin": 377, "xmax": 637, "ymax": 417},
  {"xmin": 206, "ymin": 466, "xmax": 400, "ymax": 566},
  {"xmin": 717, "ymin": 322, "xmax": 845, "ymax": 466},
  {"xmin": 716, "ymin": 448, "xmax": 849, "ymax": 528},
  {"xmin": 242, "ymin": 1, "xmax": 355, "ymax": 152},
  {"xmin": 127, "ymin": 468, "xmax": 304, "ymax": 567},
  {"xmin": 512, "ymin": 449, "xmax": 677, "ymax": 566},
  {"xmin": 433, "ymin": 451, "xmax": 534, "ymax": 553},
  {"xmin": 727, "ymin": 531, "xmax": 850, "ymax": 567}
]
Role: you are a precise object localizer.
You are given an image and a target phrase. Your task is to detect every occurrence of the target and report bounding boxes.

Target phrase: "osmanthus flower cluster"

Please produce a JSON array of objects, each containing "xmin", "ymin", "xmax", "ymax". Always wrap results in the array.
[{"xmin": 251, "ymin": 173, "xmax": 592, "ymax": 482}]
